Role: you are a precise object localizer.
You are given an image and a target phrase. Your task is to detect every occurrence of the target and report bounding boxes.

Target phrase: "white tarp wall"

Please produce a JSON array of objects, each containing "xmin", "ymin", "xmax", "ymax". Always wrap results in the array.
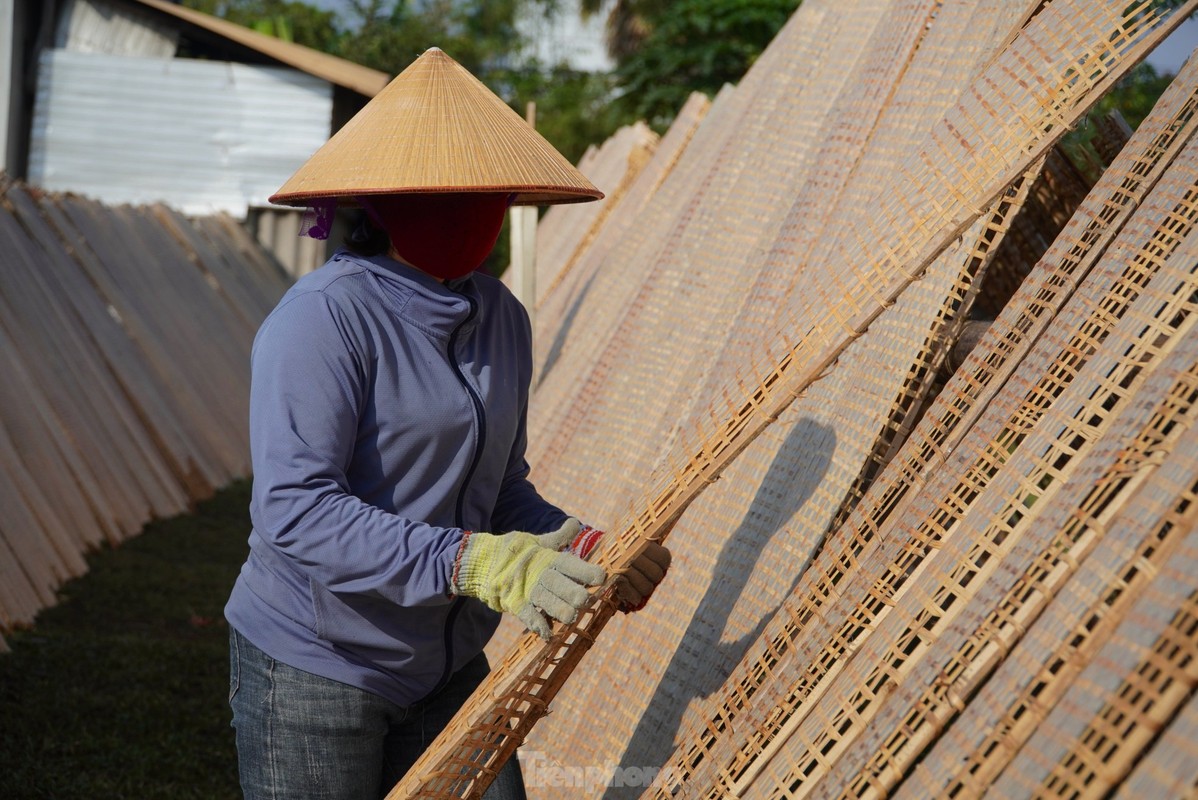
[{"xmin": 28, "ymin": 49, "xmax": 331, "ymax": 216}]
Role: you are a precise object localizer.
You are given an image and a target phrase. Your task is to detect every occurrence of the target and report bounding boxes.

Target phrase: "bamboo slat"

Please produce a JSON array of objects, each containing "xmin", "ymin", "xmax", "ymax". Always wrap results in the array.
[
  {"xmin": 110, "ymin": 203, "xmax": 254, "ymax": 463},
  {"xmin": 391, "ymin": 2, "xmax": 1195, "ymax": 797},
  {"xmin": 0, "ymin": 184, "xmax": 284, "ymax": 646},
  {"xmin": 776, "ymin": 221, "xmax": 1198, "ymax": 800},
  {"xmin": 42, "ymin": 196, "xmax": 251, "ymax": 476},
  {"xmin": 529, "ymin": 87, "xmax": 717, "ymax": 391},
  {"xmin": 0, "ymin": 209, "xmax": 172, "ymax": 531},
  {"xmin": 4, "ymin": 186, "xmax": 225, "ymax": 496},
  {"xmin": 649, "ymin": 50, "xmax": 1198, "ymax": 799},
  {"xmin": 0, "ymin": 326, "xmax": 91, "ymax": 584},
  {"xmin": 893, "ymin": 315, "xmax": 1198, "ymax": 799},
  {"xmin": 193, "ymin": 212, "xmax": 292, "ymax": 317},
  {"xmin": 1113, "ymin": 688, "xmax": 1198, "ymax": 799},
  {"xmin": 153, "ymin": 205, "xmax": 275, "ymax": 335},
  {"xmin": 529, "ymin": 122, "xmax": 658, "ymax": 302}
]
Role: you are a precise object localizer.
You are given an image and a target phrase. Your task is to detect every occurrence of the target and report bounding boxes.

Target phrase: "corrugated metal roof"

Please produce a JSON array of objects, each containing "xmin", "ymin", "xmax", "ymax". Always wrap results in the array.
[
  {"xmin": 126, "ymin": 0, "xmax": 390, "ymax": 97},
  {"xmin": 57, "ymin": 0, "xmax": 177, "ymax": 58},
  {"xmin": 28, "ymin": 48, "xmax": 332, "ymax": 215}
]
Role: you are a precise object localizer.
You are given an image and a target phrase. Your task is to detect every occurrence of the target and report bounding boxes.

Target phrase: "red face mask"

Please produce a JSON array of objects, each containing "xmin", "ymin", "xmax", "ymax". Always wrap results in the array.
[{"xmin": 364, "ymin": 193, "xmax": 511, "ymax": 280}]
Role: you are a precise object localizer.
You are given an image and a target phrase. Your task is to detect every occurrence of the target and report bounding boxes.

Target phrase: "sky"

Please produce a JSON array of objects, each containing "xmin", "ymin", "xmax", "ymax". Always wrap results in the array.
[{"xmin": 1148, "ymin": 16, "xmax": 1198, "ymax": 74}]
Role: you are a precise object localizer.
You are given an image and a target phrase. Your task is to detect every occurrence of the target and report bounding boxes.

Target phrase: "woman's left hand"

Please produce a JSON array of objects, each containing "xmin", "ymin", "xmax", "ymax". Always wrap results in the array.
[{"xmin": 562, "ymin": 521, "xmax": 671, "ymax": 613}]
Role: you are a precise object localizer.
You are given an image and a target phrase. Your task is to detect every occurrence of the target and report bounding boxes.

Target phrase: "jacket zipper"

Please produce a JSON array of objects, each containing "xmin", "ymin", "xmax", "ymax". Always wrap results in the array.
[{"xmin": 432, "ymin": 291, "xmax": 485, "ymax": 697}]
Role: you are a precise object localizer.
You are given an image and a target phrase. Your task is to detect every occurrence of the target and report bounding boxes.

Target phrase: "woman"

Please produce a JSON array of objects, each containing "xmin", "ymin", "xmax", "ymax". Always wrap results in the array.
[{"xmin": 224, "ymin": 48, "xmax": 670, "ymax": 800}]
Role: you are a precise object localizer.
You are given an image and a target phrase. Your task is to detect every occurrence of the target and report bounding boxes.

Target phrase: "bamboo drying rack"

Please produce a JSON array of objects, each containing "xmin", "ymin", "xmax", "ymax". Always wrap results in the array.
[{"xmin": 389, "ymin": 2, "xmax": 1198, "ymax": 796}]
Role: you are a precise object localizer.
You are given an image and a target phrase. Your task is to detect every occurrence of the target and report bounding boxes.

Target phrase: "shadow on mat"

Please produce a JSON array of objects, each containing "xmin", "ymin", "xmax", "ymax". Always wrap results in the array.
[{"xmin": 605, "ymin": 417, "xmax": 836, "ymax": 798}]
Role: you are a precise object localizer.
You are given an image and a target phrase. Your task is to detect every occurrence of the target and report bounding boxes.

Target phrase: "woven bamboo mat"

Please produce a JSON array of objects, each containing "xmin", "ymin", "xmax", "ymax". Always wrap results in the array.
[
  {"xmin": 533, "ymin": 94, "xmax": 708, "ymax": 329},
  {"xmin": 1113, "ymin": 687, "xmax": 1198, "ymax": 798},
  {"xmin": 486, "ymin": 92, "xmax": 713, "ymax": 664},
  {"xmin": 890, "ymin": 317, "xmax": 1198, "ymax": 798},
  {"xmin": 515, "ymin": 1, "xmax": 1068, "ymax": 785},
  {"xmin": 0, "ymin": 185, "xmax": 287, "ymax": 647},
  {"xmin": 524, "ymin": 0, "xmax": 852, "ymax": 484},
  {"xmin": 497, "ymin": 0, "xmax": 868, "ymax": 667},
  {"xmin": 691, "ymin": 0, "xmax": 1034, "ymax": 412},
  {"xmin": 513, "ymin": 1, "xmax": 1045, "ymax": 781},
  {"xmin": 530, "ymin": 122, "xmax": 658, "ymax": 300},
  {"xmin": 519, "ymin": 194, "xmax": 1035, "ymax": 794},
  {"xmin": 762, "ymin": 180, "xmax": 1198, "ymax": 800},
  {"xmin": 527, "ymin": 93, "xmax": 708, "ymax": 405},
  {"xmin": 527, "ymin": 0, "xmax": 885, "ymax": 527},
  {"xmin": 983, "ymin": 507, "xmax": 1198, "ymax": 797},
  {"xmin": 528, "ymin": 87, "xmax": 717, "ymax": 396},
  {"xmin": 390, "ymin": 2, "xmax": 1196, "ymax": 797},
  {"xmin": 647, "ymin": 48, "xmax": 1198, "ymax": 799},
  {"xmin": 524, "ymin": 76, "xmax": 748, "ymax": 474}
]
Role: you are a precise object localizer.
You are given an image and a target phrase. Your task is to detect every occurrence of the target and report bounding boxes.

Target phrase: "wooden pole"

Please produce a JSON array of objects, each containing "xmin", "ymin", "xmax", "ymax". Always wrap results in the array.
[{"xmin": 510, "ymin": 102, "xmax": 537, "ymax": 335}]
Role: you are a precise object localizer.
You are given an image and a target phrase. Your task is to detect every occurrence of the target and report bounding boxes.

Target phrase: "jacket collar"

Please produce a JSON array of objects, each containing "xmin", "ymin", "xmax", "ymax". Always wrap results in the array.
[{"xmin": 333, "ymin": 248, "xmax": 481, "ymax": 339}]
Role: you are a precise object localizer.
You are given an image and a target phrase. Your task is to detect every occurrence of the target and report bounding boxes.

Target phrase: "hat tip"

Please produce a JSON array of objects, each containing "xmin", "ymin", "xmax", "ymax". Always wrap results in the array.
[{"xmin": 425, "ymin": 46, "xmax": 443, "ymax": 53}]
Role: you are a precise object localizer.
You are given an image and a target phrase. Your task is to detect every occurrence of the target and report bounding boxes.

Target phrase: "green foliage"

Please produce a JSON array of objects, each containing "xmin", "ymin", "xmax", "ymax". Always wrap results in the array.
[
  {"xmin": 1091, "ymin": 62, "xmax": 1176, "ymax": 129},
  {"xmin": 612, "ymin": 0, "xmax": 800, "ymax": 129},
  {"xmin": 183, "ymin": 0, "xmax": 340, "ymax": 50},
  {"xmin": 496, "ymin": 64, "xmax": 624, "ymax": 164},
  {"xmin": 334, "ymin": 0, "xmax": 529, "ymax": 78},
  {"xmin": 0, "ymin": 482, "xmax": 253, "ymax": 799},
  {"xmin": 326, "ymin": 0, "xmax": 625, "ymax": 167},
  {"xmin": 481, "ymin": 66, "xmax": 623, "ymax": 275},
  {"xmin": 1060, "ymin": 62, "xmax": 1177, "ymax": 182}
]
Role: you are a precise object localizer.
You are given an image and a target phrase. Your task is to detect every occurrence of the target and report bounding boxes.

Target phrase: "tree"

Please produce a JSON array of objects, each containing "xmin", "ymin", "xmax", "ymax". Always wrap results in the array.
[
  {"xmin": 184, "ymin": 1, "xmax": 623, "ymax": 160},
  {"xmin": 1091, "ymin": 62, "xmax": 1177, "ymax": 129},
  {"xmin": 598, "ymin": 0, "xmax": 800, "ymax": 130},
  {"xmin": 183, "ymin": 0, "xmax": 340, "ymax": 50},
  {"xmin": 581, "ymin": 0, "xmax": 665, "ymax": 59},
  {"xmin": 333, "ymin": 0, "xmax": 531, "ymax": 78}
]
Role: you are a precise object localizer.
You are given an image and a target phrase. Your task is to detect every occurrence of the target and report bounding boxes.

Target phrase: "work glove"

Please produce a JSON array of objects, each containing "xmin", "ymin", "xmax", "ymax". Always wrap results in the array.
[
  {"xmin": 451, "ymin": 518, "xmax": 606, "ymax": 639},
  {"xmin": 563, "ymin": 522, "xmax": 671, "ymax": 613}
]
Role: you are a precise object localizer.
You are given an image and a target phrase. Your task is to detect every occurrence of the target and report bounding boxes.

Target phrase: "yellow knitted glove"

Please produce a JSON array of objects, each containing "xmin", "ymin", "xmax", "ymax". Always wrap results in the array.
[{"xmin": 451, "ymin": 518, "xmax": 606, "ymax": 638}]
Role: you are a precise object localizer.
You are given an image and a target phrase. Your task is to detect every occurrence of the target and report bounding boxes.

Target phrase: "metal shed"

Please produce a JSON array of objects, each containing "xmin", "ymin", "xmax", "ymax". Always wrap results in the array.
[{"xmin": 4, "ymin": 0, "xmax": 389, "ymax": 275}]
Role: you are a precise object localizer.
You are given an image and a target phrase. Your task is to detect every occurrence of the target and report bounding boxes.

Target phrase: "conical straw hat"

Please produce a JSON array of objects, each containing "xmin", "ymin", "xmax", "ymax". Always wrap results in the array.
[{"xmin": 270, "ymin": 47, "xmax": 603, "ymax": 207}]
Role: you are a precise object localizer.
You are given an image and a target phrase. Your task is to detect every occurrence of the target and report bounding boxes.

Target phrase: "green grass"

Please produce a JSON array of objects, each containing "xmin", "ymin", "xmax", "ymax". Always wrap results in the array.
[{"xmin": 0, "ymin": 480, "xmax": 252, "ymax": 799}]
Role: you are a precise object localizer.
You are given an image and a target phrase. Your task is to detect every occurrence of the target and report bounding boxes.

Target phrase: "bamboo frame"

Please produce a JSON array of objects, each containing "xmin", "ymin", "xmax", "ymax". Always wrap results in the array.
[
  {"xmin": 652, "ymin": 48, "xmax": 1198, "ymax": 799},
  {"xmin": 389, "ymin": 2, "xmax": 1198, "ymax": 796}
]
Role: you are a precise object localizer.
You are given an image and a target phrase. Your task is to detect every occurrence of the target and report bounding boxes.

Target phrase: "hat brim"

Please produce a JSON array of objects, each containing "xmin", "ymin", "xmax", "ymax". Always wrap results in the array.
[{"xmin": 269, "ymin": 185, "xmax": 603, "ymax": 208}]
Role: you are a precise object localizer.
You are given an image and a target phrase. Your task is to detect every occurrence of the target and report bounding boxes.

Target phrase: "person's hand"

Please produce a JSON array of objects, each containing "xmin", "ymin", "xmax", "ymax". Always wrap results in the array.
[
  {"xmin": 614, "ymin": 540, "xmax": 671, "ymax": 612},
  {"xmin": 451, "ymin": 519, "xmax": 606, "ymax": 638},
  {"xmin": 562, "ymin": 522, "xmax": 671, "ymax": 613}
]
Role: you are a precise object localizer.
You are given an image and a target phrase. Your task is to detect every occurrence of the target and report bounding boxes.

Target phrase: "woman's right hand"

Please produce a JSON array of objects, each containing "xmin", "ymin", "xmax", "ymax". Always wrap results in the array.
[{"xmin": 450, "ymin": 519, "xmax": 606, "ymax": 638}]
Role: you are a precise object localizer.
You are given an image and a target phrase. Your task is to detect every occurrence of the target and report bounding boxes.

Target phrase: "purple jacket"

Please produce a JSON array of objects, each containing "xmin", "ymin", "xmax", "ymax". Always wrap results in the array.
[{"xmin": 225, "ymin": 249, "xmax": 567, "ymax": 706}]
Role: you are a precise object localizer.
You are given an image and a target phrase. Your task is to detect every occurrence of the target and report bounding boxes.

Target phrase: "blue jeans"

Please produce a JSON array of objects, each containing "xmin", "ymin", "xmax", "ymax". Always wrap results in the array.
[{"xmin": 229, "ymin": 628, "xmax": 525, "ymax": 800}]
